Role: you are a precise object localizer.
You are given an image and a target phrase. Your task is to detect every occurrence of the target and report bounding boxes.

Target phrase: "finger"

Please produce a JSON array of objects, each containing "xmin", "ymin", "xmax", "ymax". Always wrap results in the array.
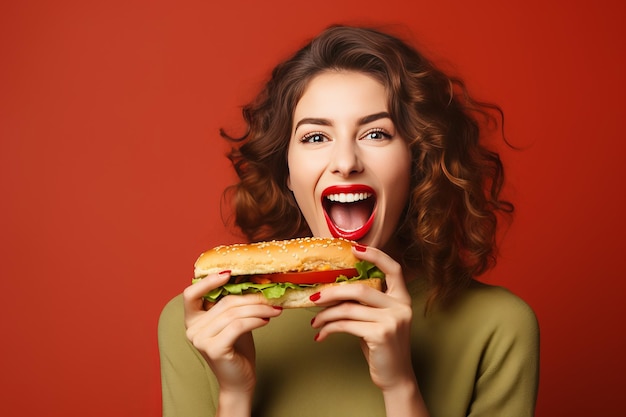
[
  {"xmin": 188, "ymin": 302, "xmax": 282, "ymax": 339},
  {"xmin": 202, "ymin": 291, "xmax": 268, "ymax": 317},
  {"xmin": 186, "ymin": 300, "xmax": 282, "ymax": 356},
  {"xmin": 313, "ymin": 302, "xmax": 412, "ymax": 344},
  {"xmin": 185, "ymin": 292, "xmax": 277, "ymax": 332},
  {"xmin": 314, "ymin": 319, "xmax": 373, "ymax": 342},
  {"xmin": 189, "ymin": 316, "xmax": 270, "ymax": 358},
  {"xmin": 311, "ymin": 301, "xmax": 376, "ymax": 329},
  {"xmin": 351, "ymin": 245, "xmax": 410, "ymax": 301},
  {"xmin": 311, "ymin": 281, "xmax": 392, "ymax": 309},
  {"xmin": 183, "ymin": 271, "xmax": 231, "ymax": 316}
]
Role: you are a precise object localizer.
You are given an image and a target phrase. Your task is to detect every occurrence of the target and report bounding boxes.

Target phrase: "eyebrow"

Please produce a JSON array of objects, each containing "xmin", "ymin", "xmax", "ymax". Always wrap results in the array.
[{"xmin": 293, "ymin": 111, "xmax": 391, "ymax": 134}]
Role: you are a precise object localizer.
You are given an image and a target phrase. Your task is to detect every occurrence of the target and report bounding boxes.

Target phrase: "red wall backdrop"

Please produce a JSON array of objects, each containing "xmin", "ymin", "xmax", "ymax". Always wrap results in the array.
[{"xmin": 1, "ymin": 1, "xmax": 624, "ymax": 416}]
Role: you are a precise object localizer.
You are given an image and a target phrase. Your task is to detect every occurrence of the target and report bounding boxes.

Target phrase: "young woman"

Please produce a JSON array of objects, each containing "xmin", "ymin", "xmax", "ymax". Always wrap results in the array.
[{"xmin": 158, "ymin": 25, "xmax": 539, "ymax": 417}]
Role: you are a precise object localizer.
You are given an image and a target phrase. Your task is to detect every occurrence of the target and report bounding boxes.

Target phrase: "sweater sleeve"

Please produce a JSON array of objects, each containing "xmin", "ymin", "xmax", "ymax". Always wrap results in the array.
[
  {"xmin": 158, "ymin": 294, "xmax": 219, "ymax": 417},
  {"xmin": 467, "ymin": 292, "xmax": 540, "ymax": 417}
]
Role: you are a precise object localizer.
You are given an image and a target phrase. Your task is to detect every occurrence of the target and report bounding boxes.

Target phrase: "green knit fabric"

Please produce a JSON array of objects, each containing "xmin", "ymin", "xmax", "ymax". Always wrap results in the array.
[{"xmin": 158, "ymin": 279, "xmax": 539, "ymax": 417}]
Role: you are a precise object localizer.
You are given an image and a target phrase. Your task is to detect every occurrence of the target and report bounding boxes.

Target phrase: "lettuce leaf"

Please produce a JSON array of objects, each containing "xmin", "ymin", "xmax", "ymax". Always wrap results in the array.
[
  {"xmin": 336, "ymin": 260, "xmax": 385, "ymax": 282},
  {"xmin": 194, "ymin": 260, "xmax": 385, "ymax": 302}
]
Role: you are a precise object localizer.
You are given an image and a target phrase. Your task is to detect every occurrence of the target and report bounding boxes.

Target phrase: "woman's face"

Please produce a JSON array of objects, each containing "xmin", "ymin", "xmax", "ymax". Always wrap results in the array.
[{"xmin": 287, "ymin": 71, "xmax": 411, "ymax": 249}]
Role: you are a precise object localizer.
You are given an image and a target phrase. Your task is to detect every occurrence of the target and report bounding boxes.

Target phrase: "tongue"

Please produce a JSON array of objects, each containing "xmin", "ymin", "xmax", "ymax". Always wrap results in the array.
[{"xmin": 328, "ymin": 201, "xmax": 372, "ymax": 232}]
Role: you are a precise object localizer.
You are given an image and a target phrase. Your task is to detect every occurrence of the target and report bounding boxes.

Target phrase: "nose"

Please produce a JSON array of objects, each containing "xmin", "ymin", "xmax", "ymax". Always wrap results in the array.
[{"xmin": 329, "ymin": 139, "xmax": 363, "ymax": 178}]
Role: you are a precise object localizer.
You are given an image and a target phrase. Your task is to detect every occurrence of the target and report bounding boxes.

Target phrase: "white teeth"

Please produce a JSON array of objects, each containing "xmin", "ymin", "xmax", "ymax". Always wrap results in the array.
[{"xmin": 326, "ymin": 192, "xmax": 372, "ymax": 203}]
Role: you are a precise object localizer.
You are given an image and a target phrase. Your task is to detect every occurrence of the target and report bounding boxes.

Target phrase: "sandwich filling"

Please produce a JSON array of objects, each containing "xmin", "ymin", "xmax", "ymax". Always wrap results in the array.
[{"xmin": 195, "ymin": 260, "xmax": 384, "ymax": 302}]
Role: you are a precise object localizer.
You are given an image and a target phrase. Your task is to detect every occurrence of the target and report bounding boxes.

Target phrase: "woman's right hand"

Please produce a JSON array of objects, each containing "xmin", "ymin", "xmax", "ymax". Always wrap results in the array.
[{"xmin": 183, "ymin": 271, "xmax": 283, "ymax": 411}]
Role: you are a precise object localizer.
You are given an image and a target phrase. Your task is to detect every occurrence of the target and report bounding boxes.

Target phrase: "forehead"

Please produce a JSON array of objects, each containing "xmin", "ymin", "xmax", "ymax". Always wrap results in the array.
[{"xmin": 294, "ymin": 71, "xmax": 388, "ymax": 120}]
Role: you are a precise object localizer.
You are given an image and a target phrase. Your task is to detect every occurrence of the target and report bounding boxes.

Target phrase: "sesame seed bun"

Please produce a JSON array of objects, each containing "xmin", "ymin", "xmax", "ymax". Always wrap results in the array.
[{"xmin": 194, "ymin": 237, "xmax": 359, "ymax": 278}]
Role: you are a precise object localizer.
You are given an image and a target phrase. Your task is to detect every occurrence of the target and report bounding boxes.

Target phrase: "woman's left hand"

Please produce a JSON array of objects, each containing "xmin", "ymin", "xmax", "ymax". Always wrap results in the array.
[{"xmin": 310, "ymin": 244, "xmax": 415, "ymax": 392}]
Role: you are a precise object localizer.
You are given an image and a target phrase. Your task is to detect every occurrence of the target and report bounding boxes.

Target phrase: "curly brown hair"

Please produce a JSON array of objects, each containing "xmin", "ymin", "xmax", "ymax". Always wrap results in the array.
[{"xmin": 222, "ymin": 25, "xmax": 513, "ymax": 306}]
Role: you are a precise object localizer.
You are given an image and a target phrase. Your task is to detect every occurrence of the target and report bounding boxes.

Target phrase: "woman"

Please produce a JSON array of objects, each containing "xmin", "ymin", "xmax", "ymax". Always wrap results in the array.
[{"xmin": 158, "ymin": 25, "xmax": 539, "ymax": 417}]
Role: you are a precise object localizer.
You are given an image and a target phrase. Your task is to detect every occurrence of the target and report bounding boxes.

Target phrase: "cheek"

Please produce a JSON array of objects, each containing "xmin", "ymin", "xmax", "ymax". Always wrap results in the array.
[
  {"xmin": 286, "ymin": 147, "xmax": 301, "ymax": 191},
  {"xmin": 381, "ymin": 149, "xmax": 412, "ymax": 209},
  {"xmin": 287, "ymin": 156, "xmax": 306, "ymax": 191},
  {"xmin": 288, "ymin": 169, "xmax": 325, "ymax": 235},
  {"xmin": 288, "ymin": 145, "xmax": 329, "ymax": 188},
  {"xmin": 287, "ymin": 151, "xmax": 318, "ymax": 205}
]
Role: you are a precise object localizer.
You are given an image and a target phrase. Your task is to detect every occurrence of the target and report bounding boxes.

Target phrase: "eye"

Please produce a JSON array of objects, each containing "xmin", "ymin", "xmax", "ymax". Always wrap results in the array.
[
  {"xmin": 362, "ymin": 128, "xmax": 392, "ymax": 141},
  {"xmin": 301, "ymin": 132, "xmax": 329, "ymax": 143}
]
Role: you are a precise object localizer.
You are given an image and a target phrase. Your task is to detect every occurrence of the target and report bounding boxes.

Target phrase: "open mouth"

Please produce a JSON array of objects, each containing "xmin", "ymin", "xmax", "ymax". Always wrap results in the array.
[{"xmin": 322, "ymin": 185, "xmax": 376, "ymax": 241}]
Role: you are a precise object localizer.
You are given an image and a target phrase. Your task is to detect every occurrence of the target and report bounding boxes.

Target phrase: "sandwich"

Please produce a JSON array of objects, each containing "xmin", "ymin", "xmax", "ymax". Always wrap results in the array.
[{"xmin": 193, "ymin": 237, "xmax": 385, "ymax": 308}]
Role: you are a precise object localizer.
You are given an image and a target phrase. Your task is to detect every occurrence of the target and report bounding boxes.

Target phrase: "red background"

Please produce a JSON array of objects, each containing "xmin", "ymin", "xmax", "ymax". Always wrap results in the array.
[{"xmin": 1, "ymin": 1, "xmax": 624, "ymax": 416}]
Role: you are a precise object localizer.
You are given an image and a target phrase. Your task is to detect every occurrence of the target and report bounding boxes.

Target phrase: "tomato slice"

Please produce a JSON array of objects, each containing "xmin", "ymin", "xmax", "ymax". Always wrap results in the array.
[{"xmin": 254, "ymin": 268, "xmax": 358, "ymax": 284}]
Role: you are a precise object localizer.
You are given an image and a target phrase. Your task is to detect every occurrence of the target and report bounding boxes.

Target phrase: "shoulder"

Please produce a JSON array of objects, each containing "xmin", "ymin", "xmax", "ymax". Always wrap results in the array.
[
  {"xmin": 158, "ymin": 294, "xmax": 186, "ymax": 340},
  {"xmin": 452, "ymin": 283, "xmax": 540, "ymax": 415},
  {"xmin": 463, "ymin": 280, "xmax": 535, "ymax": 312},
  {"xmin": 411, "ymin": 281, "xmax": 540, "ymax": 415},
  {"xmin": 423, "ymin": 280, "xmax": 539, "ymax": 347},
  {"xmin": 462, "ymin": 281, "xmax": 538, "ymax": 331},
  {"xmin": 448, "ymin": 280, "xmax": 540, "ymax": 353},
  {"xmin": 159, "ymin": 294, "xmax": 184, "ymax": 323},
  {"xmin": 157, "ymin": 293, "xmax": 215, "ymax": 387},
  {"xmin": 157, "ymin": 294, "xmax": 220, "ymax": 417}
]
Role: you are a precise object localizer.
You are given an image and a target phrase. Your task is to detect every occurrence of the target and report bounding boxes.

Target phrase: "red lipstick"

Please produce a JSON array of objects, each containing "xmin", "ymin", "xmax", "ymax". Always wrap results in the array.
[{"xmin": 321, "ymin": 185, "xmax": 376, "ymax": 241}]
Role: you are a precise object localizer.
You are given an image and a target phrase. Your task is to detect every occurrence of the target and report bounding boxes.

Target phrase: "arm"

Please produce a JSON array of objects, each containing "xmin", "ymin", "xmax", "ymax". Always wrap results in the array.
[
  {"xmin": 468, "ymin": 294, "xmax": 540, "ymax": 416},
  {"xmin": 158, "ymin": 272, "xmax": 283, "ymax": 417},
  {"xmin": 183, "ymin": 272, "xmax": 283, "ymax": 417},
  {"xmin": 382, "ymin": 378, "xmax": 430, "ymax": 417},
  {"xmin": 310, "ymin": 245, "xmax": 430, "ymax": 417}
]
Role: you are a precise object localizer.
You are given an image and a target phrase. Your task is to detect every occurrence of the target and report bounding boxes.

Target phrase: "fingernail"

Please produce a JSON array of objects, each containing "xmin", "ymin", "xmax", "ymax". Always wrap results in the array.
[
  {"xmin": 309, "ymin": 292, "xmax": 321, "ymax": 302},
  {"xmin": 313, "ymin": 333, "xmax": 320, "ymax": 341},
  {"xmin": 262, "ymin": 317, "xmax": 270, "ymax": 322},
  {"xmin": 310, "ymin": 317, "xmax": 315, "ymax": 326},
  {"xmin": 219, "ymin": 270, "xmax": 231, "ymax": 275},
  {"xmin": 272, "ymin": 306, "xmax": 283, "ymax": 310},
  {"xmin": 354, "ymin": 244, "xmax": 367, "ymax": 252}
]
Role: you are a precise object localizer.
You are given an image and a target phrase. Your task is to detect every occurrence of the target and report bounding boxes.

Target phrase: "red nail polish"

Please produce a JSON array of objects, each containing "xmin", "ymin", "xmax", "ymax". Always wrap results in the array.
[
  {"xmin": 272, "ymin": 306, "xmax": 283, "ymax": 310},
  {"xmin": 309, "ymin": 292, "xmax": 321, "ymax": 302},
  {"xmin": 314, "ymin": 333, "xmax": 320, "ymax": 341},
  {"xmin": 219, "ymin": 270, "xmax": 231, "ymax": 275},
  {"xmin": 354, "ymin": 244, "xmax": 367, "ymax": 252},
  {"xmin": 262, "ymin": 317, "xmax": 270, "ymax": 322},
  {"xmin": 310, "ymin": 317, "xmax": 315, "ymax": 326}
]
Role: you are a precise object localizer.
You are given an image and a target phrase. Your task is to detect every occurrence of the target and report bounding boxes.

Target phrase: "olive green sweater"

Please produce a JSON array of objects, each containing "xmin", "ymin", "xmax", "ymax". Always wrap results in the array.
[{"xmin": 158, "ymin": 279, "xmax": 539, "ymax": 416}]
